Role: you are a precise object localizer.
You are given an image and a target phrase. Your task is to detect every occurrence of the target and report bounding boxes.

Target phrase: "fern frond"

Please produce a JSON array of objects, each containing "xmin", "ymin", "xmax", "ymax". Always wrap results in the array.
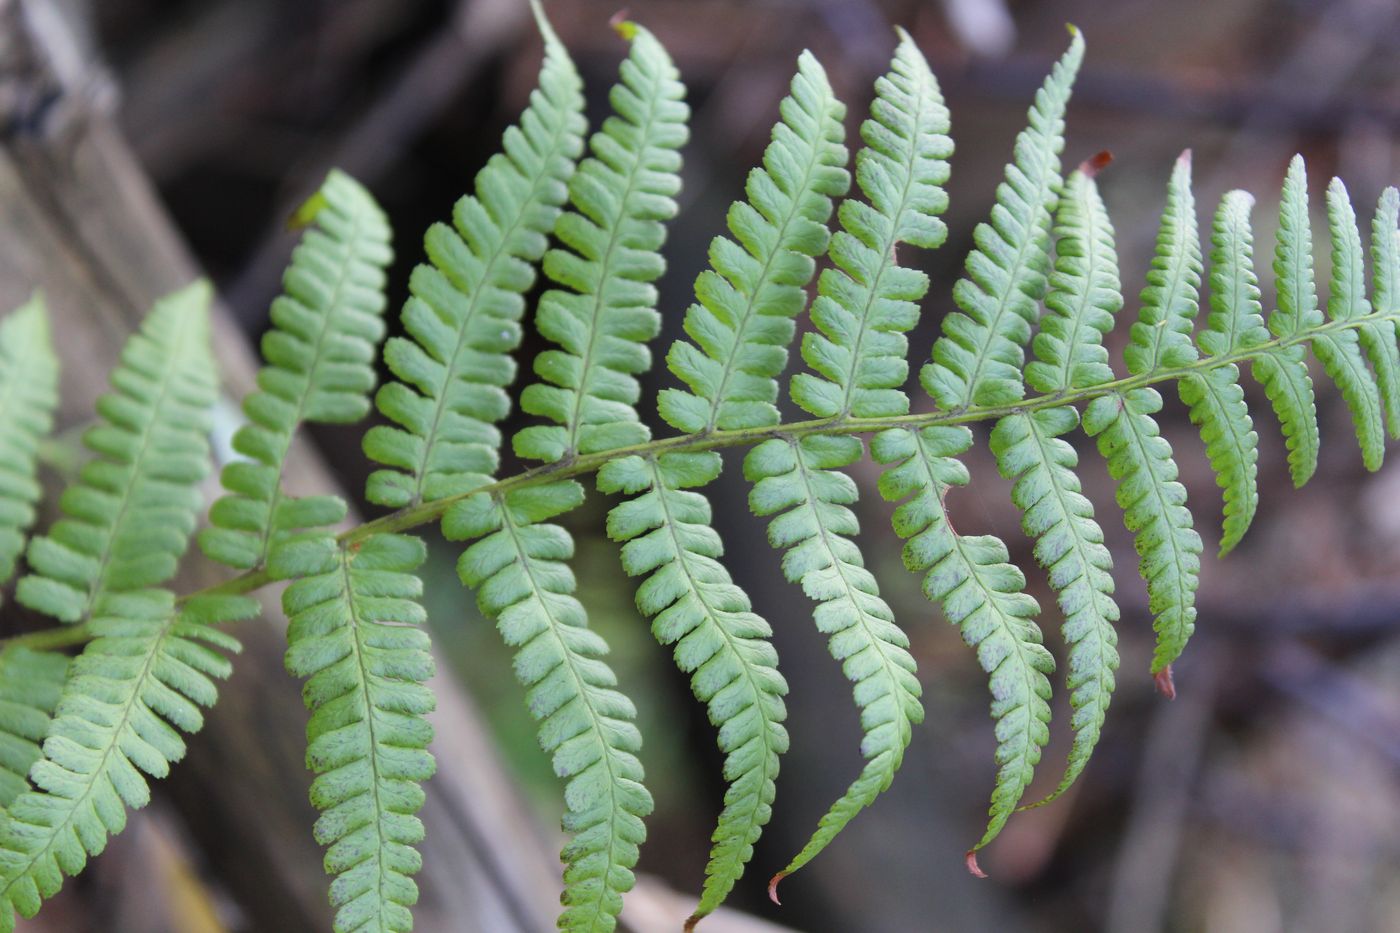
[
  {"xmin": 0, "ymin": 649, "xmax": 67, "ymax": 809},
  {"xmin": 0, "ymin": 295, "xmax": 59, "ymax": 595},
  {"xmin": 1179, "ymin": 190, "xmax": 1266, "ymax": 554},
  {"xmin": 1083, "ymin": 389, "xmax": 1202, "ymax": 676},
  {"xmin": 746, "ymin": 434, "xmax": 921, "ymax": 880},
  {"xmin": 924, "ymin": 28, "xmax": 1081, "ymax": 409},
  {"xmin": 515, "ymin": 21, "xmax": 689, "ymax": 463},
  {"xmin": 988, "ymin": 164, "xmax": 1121, "ymax": 805},
  {"xmin": 597, "ymin": 453, "xmax": 786, "ymax": 924},
  {"xmin": 283, "ymin": 533, "xmax": 436, "ymax": 933},
  {"xmin": 1124, "ymin": 151, "xmax": 1203, "ymax": 375},
  {"xmin": 789, "ymin": 27, "xmax": 951, "ymax": 420},
  {"xmin": 1254, "ymin": 155, "xmax": 1321, "ymax": 487},
  {"xmin": 659, "ymin": 52, "xmax": 849, "ymax": 433},
  {"xmin": 364, "ymin": 5, "xmax": 586, "ymax": 507},
  {"xmin": 17, "ymin": 283, "xmax": 217, "ymax": 623},
  {"xmin": 1314, "ymin": 177, "xmax": 1385, "ymax": 470},
  {"xmin": 200, "ymin": 171, "xmax": 392, "ymax": 571},
  {"xmin": 872, "ymin": 425, "xmax": 1051, "ymax": 858},
  {"xmin": 0, "ymin": 594, "xmax": 245, "ymax": 932},
  {"xmin": 448, "ymin": 484, "xmax": 650, "ymax": 932}
]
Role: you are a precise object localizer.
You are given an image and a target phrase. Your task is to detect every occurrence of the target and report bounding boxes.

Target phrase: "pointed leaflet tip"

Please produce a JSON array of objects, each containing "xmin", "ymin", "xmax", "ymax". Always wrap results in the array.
[
  {"xmin": 1066, "ymin": 22, "xmax": 1080, "ymax": 37},
  {"xmin": 767, "ymin": 871, "xmax": 788, "ymax": 905},
  {"xmin": 684, "ymin": 914, "xmax": 702, "ymax": 933},
  {"xmin": 965, "ymin": 850, "xmax": 989, "ymax": 878},
  {"xmin": 609, "ymin": 9, "xmax": 637, "ymax": 40},
  {"xmin": 1177, "ymin": 148, "xmax": 1193, "ymax": 169},
  {"xmin": 1153, "ymin": 665, "xmax": 1177, "ymax": 700},
  {"xmin": 1081, "ymin": 150, "xmax": 1113, "ymax": 177}
]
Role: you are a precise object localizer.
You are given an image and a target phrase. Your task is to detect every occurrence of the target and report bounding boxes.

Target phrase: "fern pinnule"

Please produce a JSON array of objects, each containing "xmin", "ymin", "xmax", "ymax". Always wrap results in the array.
[
  {"xmin": 514, "ymin": 19, "xmax": 689, "ymax": 464},
  {"xmin": 1312, "ymin": 176, "xmax": 1386, "ymax": 471},
  {"xmin": 1179, "ymin": 190, "xmax": 1266, "ymax": 555},
  {"xmin": 0, "ymin": 648, "xmax": 68, "ymax": 809},
  {"xmin": 447, "ymin": 484, "xmax": 650, "ymax": 933},
  {"xmin": 1125, "ymin": 151, "xmax": 1204, "ymax": 375},
  {"xmin": 283, "ymin": 533, "xmax": 436, "ymax": 933},
  {"xmin": 17, "ymin": 283, "xmax": 218, "ymax": 623},
  {"xmin": 1112, "ymin": 154, "xmax": 1204, "ymax": 679},
  {"xmin": 598, "ymin": 453, "xmax": 787, "ymax": 926},
  {"xmin": 200, "ymin": 171, "xmax": 392, "ymax": 572},
  {"xmin": 659, "ymin": 52, "xmax": 850, "ymax": 434},
  {"xmin": 364, "ymin": 3, "xmax": 586, "ymax": 507},
  {"xmin": 992, "ymin": 160, "xmax": 1120, "ymax": 807},
  {"xmin": 1254, "ymin": 155, "xmax": 1321, "ymax": 487},
  {"xmin": 0, "ymin": 295, "xmax": 59, "ymax": 597},
  {"xmin": 924, "ymin": 26, "xmax": 1081, "ymax": 410},
  {"xmin": 872, "ymin": 426, "xmax": 1051, "ymax": 865},
  {"xmin": 1370, "ymin": 186, "xmax": 1400, "ymax": 435}
]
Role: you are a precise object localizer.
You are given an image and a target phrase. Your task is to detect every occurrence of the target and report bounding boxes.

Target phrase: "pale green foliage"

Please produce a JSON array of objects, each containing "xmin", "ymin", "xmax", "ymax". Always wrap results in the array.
[
  {"xmin": 1179, "ymin": 190, "xmax": 1267, "ymax": 555},
  {"xmin": 18, "ymin": 283, "xmax": 218, "ymax": 623},
  {"xmin": 8, "ymin": 17, "xmax": 1400, "ymax": 933},
  {"xmin": 364, "ymin": 6, "xmax": 586, "ymax": 507},
  {"xmin": 597, "ymin": 452, "xmax": 786, "ymax": 922},
  {"xmin": 660, "ymin": 53, "xmax": 849, "ymax": 433},
  {"xmin": 200, "ymin": 171, "xmax": 392, "ymax": 570},
  {"xmin": 789, "ymin": 28, "xmax": 951, "ymax": 420},
  {"xmin": 514, "ymin": 22, "xmax": 689, "ymax": 462},
  {"xmin": 747, "ymin": 434, "xmax": 921, "ymax": 877},
  {"xmin": 1255, "ymin": 155, "xmax": 1321, "ymax": 487},
  {"xmin": 0, "ymin": 296, "xmax": 59, "ymax": 595},
  {"xmin": 0, "ymin": 649, "xmax": 67, "ymax": 808},
  {"xmin": 447, "ymin": 483, "xmax": 650, "ymax": 933},
  {"xmin": 284, "ymin": 533, "xmax": 436, "ymax": 933},
  {"xmin": 924, "ymin": 29, "xmax": 1081, "ymax": 409},
  {"xmin": 1084, "ymin": 388, "xmax": 1202, "ymax": 675},
  {"xmin": 873, "ymin": 425, "xmax": 1052, "ymax": 854},
  {"xmin": 0, "ymin": 289, "xmax": 241, "ymax": 931}
]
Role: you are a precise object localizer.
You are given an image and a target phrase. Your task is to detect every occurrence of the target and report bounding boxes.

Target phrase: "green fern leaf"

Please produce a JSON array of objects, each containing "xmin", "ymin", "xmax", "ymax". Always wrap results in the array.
[
  {"xmin": 514, "ymin": 21, "xmax": 689, "ymax": 463},
  {"xmin": 200, "ymin": 171, "xmax": 392, "ymax": 571},
  {"xmin": 447, "ymin": 484, "xmax": 651, "ymax": 932},
  {"xmin": 283, "ymin": 533, "xmax": 436, "ymax": 933},
  {"xmin": 0, "ymin": 295, "xmax": 60, "ymax": 595},
  {"xmin": 659, "ymin": 52, "xmax": 849, "ymax": 433},
  {"xmin": 789, "ymin": 27, "xmax": 951, "ymax": 420},
  {"xmin": 991, "ymin": 161, "xmax": 1121, "ymax": 806},
  {"xmin": 1361, "ymin": 186, "xmax": 1400, "ymax": 438},
  {"xmin": 1083, "ymin": 388, "xmax": 1202, "ymax": 676},
  {"xmin": 17, "ymin": 283, "xmax": 218, "ymax": 623},
  {"xmin": 872, "ymin": 425, "xmax": 1051, "ymax": 858},
  {"xmin": 597, "ymin": 453, "xmax": 786, "ymax": 924},
  {"xmin": 1314, "ymin": 176, "xmax": 1385, "ymax": 470},
  {"xmin": 364, "ymin": 4, "xmax": 586, "ymax": 507},
  {"xmin": 746, "ymin": 434, "xmax": 922, "ymax": 880},
  {"xmin": 1124, "ymin": 151, "xmax": 1203, "ymax": 375},
  {"xmin": 0, "ymin": 594, "xmax": 245, "ymax": 932},
  {"xmin": 991, "ymin": 409, "xmax": 1116, "ymax": 806},
  {"xmin": 1179, "ymin": 190, "xmax": 1267, "ymax": 554},
  {"xmin": 924, "ymin": 28, "xmax": 1081, "ymax": 409},
  {"xmin": 0, "ymin": 649, "xmax": 68, "ymax": 809},
  {"xmin": 1253, "ymin": 155, "xmax": 1321, "ymax": 487}
]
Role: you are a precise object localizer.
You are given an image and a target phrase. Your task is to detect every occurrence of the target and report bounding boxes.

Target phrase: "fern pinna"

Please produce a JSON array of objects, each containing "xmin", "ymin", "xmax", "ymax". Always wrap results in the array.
[{"xmin": 5, "ymin": 6, "xmax": 1400, "ymax": 932}]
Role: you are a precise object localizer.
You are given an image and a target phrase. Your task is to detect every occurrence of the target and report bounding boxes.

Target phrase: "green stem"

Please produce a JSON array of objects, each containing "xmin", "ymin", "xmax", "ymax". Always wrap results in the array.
[{"xmin": 7, "ymin": 307, "xmax": 1396, "ymax": 655}]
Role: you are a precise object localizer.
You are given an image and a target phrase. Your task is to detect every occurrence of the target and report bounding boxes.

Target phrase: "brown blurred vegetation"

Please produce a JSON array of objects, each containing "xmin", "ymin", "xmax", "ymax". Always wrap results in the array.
[{"xmin": 17, "ymin": 0, "xmax": 1400, "ymax": 930}]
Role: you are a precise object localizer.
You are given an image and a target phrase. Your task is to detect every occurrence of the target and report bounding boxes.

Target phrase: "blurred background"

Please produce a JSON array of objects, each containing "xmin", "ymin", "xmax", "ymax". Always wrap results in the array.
[{"xmin": 5, "ymin": 0, "xmax": 1400, "ymax": 930}]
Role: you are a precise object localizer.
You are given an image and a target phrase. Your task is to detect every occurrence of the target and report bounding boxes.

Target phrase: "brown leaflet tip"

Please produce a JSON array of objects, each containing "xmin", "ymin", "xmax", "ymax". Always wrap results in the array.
[
  {"xmin": 683, "ymin": 914, "xmax": 703, "ymax": 932},
  {"xmin": 1153, "ymin": 665, "xmax": 1177, "ymax": 700},
  {"xmin": 767, "ymin": 871, "xmax": 789, "ymax": 905},
  {"xmin": 1081, "ymin": 150, "xmax": 1113, "ymax": 177},
  {"xmin": 965, "ymin": 850, "xmax": 989, "ymax": 879},
  {"xmin": 609, "ymin": 9, "xmax": 637, "ymax": 39}
]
